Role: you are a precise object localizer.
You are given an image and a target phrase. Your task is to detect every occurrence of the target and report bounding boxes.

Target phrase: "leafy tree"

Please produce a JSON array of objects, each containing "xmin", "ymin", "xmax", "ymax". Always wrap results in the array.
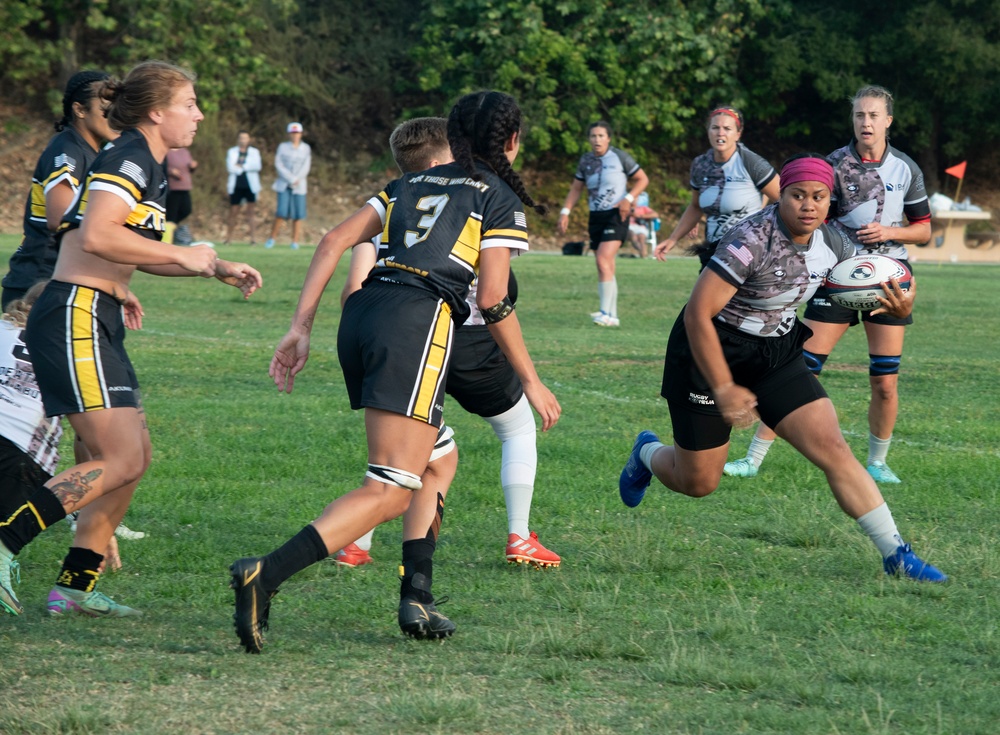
[
  {"xmin": 244, "ymin": 0, "xmax": 425, "ymax": 156},
  {"xmin": 0, "ymin": 0, "xmax": 291, "ymax": 114},
  {"xmin": 739, "ymin": 0, "xmax": 1000, "ymax": 189},
  {"xmin": 413, "ymin": 0, "xmax": 766, "ymax": 162}
]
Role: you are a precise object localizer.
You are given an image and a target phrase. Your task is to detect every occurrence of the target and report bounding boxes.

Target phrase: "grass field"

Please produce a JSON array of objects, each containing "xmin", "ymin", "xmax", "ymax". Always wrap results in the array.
[{"xmin": 0, "ymin": 233, "xmax": 997, "ymax": 734}]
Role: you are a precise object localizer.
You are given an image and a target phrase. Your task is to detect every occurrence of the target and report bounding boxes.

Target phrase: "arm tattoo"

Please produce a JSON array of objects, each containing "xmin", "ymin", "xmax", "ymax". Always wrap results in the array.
[{"xmin": 48, "ymin": 469, "xmax": 102, "ymax": 510}]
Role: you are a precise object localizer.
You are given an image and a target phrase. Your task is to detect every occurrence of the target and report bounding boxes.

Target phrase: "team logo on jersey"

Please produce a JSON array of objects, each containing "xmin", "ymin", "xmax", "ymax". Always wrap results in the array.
[
  {"xmin": 885, "ymin": 183, "xmax": 894, "ymax": 191},
  {"xmin": 774, "ymin": 269, "xmax": 785, "ymax": 277},
  {"xmin": 847, "ymin": 184, "xmax": 859, "ymax": 192}
]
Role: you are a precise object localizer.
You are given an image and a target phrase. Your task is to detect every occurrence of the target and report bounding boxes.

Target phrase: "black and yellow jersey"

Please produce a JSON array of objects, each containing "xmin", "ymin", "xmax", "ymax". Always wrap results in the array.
[
  {"xmin": 3, "ymin": 127, "xmax": 100, "ymax": 291},
  {"xmin": 364, "ymin": 162, "xmax": 529, "ymax": 324},
  {"xmin": 59, "ymin": 128, "xmax": 168, "ymax": 242}
]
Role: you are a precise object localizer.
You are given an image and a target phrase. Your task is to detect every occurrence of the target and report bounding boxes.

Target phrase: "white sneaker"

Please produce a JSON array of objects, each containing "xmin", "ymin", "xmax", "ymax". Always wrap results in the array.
[
  {"xmin": 115, "ymin": 523, "xmax": 146, "ymax": 540},
  {"xmin": 590, "ymin": 310, "xmax": 603, "ymax": 318},
  {"xmin": 68, "ymin": 513, "xmax": 146, "ymax": 540},
  {"xmin": 592, "ymin": 312, "xmax": 620, "ymax": 327}
]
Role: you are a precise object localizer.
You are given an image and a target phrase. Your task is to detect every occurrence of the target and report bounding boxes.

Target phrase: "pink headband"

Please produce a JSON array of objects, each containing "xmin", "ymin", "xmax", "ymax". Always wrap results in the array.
[{"xmin": 780, "ymin": 157, "xmax": 834, "ymax": 192}]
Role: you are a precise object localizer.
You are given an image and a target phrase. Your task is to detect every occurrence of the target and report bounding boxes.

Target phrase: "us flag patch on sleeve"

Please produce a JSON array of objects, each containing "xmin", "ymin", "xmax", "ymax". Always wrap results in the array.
[
  {"xmin": 726, "ymin": 242, "xmax": 753, "ymax": 266},
  {"xmin": 514, "ymin": 211, "xmax": 527, "ymax": 228}
]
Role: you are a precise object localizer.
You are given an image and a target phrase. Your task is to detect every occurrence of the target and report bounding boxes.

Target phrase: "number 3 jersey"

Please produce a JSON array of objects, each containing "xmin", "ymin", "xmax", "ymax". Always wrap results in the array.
[
  {"xmin": 58, "ymin": 128, "xmax": 168, "ymax": 242},
  {"xmin": 365, "ymin": 162, "xmax": 529, "ymax": 324}
]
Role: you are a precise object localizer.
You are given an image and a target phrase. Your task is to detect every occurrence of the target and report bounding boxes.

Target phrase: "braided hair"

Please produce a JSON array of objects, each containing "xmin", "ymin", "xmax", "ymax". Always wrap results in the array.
[
  {"xmin": 55, "ymin": 71, "xmax": 110, "ymax": 132},
  {"xmin": 447, "ymin": 91, "xmax": 546, "ymax": 215}
]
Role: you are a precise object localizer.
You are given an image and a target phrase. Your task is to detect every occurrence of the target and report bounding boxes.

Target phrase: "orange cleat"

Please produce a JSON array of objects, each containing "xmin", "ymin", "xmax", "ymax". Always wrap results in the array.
[
  {"xmin": 334, "ymin": 543, "xmax": 374, "ymax": 568},
  {"xmin": 505, "ymin": 531, "xmax": 561, "ymax": 569}
]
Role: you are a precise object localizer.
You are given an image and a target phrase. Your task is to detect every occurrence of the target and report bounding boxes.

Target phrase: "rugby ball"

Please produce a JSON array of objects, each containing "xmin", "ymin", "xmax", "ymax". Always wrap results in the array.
[{"xmin": 824, "ymin": 255, "xmax": 911, "ymax": 311}]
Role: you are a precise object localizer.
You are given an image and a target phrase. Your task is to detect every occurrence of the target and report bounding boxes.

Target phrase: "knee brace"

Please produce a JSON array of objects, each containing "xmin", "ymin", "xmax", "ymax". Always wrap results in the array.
[
  {"xmin": 429, "ymin": 425, "xmax": 456, "ymax": 462},
  {"xmin": 366, "ymin": 464, "xmax": 423, "ymax": 491},
  {"xmin": 869, "ymin": 354, "xmax": 901, "ymax": 377},
  {"xmin": 802, "ymin": 349, "xmax": 829, "ymax": 375}
]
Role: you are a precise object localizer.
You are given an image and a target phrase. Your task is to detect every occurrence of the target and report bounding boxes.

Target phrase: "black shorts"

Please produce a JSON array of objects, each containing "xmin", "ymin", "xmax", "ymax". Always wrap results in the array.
[
  {"xmin": 24, "ymin": 281, "xmax": 140, "ymax": 417},
  {"xmin": 446, "ymin": 325, "xmax": 523, "ymax": 418},
  {"xmin": 166, "ymin": 190, "xmax": 192, "ymax": 223},
  {"xmin": 230, "ymin": 187, "xmax": 256, "ymax": 206},
  {"xmin": 338, "ymin": 283, "xmax": 454, "ymax": 427},
  {"xmin": 588, "ymin": 208, "xmax": 630, "ymax": 249},
  {"xmin": 661, "ymin": 310, "xmax": 828, "ymax": 450},
  {"xmin": 803, "ymin": 261, "xmax": 915, "ymax": 327},
  {"xmin": 0, "ymin": 435, "xmax": 52, "ymax": 518}
]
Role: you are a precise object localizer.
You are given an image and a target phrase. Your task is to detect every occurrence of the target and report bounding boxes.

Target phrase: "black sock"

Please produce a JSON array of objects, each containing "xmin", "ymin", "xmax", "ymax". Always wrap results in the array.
[
  {"xmin": 55, "ymin": 547, "xmax": 104, "ymax": 592},
  {"xmin": 260, "ymin": 524, "xmax": 328, "ymax": 591},
  {"xmin": 400, "ymin": 538, "xmax": 436, "ymax": 604},
  {"xmin": 0, "ymin": 485, "xmax": 67, "ymax": 555}
]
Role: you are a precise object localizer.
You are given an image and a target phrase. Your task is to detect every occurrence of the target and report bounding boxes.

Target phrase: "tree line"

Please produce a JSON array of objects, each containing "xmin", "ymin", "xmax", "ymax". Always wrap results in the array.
[{"xmin": 2, "ymin": 0, "xmax": 997, "ymax": 190}]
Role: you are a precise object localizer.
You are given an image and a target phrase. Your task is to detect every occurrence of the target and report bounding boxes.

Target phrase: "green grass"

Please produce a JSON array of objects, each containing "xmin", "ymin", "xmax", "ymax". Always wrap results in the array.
[{"xmin": 1, "ymin": 233, "xmax": 997, "ymax": 734}]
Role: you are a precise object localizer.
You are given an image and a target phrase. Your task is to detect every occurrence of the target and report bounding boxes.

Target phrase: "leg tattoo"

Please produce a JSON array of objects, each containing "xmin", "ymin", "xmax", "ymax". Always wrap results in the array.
[{"xmin": 48, "ymin": 469, "xmax": 102, "ymax": 510}]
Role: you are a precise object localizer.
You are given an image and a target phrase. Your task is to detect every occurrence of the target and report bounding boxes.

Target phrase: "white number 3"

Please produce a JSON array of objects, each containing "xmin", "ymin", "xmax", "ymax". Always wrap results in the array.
[{"xmin": 404, "ymin": 194, "xmax": 450, "ymax": 247}]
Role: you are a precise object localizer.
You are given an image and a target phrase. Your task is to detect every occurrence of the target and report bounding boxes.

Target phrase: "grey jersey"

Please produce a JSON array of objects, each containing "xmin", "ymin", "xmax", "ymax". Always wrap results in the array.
[
  {"xmin": 828, "ymin": 142, "xmax": 931, "ymax": 260},
  {"xmin": 575, "ymin": 146, "xmax": 641, "ymax": 211},
  {"xmin": 707, "ymin": 205, "xmax": 855, "ymax": 337},
  {"xmin": 689, "ymin": 143, "xmax": 777, "ymax": 243}
]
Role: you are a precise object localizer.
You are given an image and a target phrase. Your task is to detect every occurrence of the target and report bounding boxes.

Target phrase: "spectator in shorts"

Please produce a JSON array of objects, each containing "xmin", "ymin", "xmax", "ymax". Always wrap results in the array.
[
  {"xmin": 166, "ymin": 147, "xmax": 198, "ymax": 244},
  {"xmin": 224, "ymin": 131, "xmax": 262, "ymax": 245},
  {"xmin": 264, "ymin": 122, "xmax": 311, "ymax": 250}
]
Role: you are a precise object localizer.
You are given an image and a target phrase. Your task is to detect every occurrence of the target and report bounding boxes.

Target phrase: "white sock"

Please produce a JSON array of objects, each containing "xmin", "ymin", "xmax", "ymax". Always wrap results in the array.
[
  {"xmin": 352, "ymin": 529, "xmax": 374, "ymax": 551},
  {"xmin": 867, "ymin": 432, "xmax": 892, "ymax": 465},
  {"xmin": 639, "ymin": 441, "xmax": 665, "ymax": 470},
  {"xmin": 608, "ymin": 277, "xmax": 618, "ymax": 318},
  {"xmin": 484, "ymin": 395, "xmax": 537, "ymax": 538},
  {"xmin": 746, "ymin": 435, "xmax": 774, "ymax": 468},
  {"xmin": 598, "ymin": 280, "xmax": 612, "ymax": 314},
  {"xmin": 856, "ymin": 503, "xmax": 905, "ymax": 558}
]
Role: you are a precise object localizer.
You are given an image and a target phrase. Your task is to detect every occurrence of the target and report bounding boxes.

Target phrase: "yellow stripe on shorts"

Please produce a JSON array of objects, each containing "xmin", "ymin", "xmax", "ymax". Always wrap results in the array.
[
  {"xmin": 411, "ymin": 302, "xmax": 452, "ymax": 423},
  {"xmin": 69, "ymin": 287, "xmax": 105, "ymax": 411}
]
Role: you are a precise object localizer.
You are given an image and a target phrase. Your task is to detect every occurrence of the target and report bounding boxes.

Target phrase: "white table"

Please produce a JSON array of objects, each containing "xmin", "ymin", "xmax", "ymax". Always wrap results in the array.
[{"xmin": 909, "ymin": 209, "xmax": 997, "ymax": 263}]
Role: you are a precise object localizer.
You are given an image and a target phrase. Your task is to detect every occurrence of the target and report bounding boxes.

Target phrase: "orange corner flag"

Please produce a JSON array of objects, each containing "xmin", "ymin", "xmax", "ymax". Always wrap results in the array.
[{"xmin": 945, "ymin": 161, "xmax": 967, "ymax": 179}]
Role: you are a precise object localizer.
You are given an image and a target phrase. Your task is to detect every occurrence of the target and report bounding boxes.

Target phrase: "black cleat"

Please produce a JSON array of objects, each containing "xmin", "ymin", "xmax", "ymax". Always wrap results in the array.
[
  {"xmin": 398, "ymin": 596, "xmax": 456, "ymax": 640},
  {"xmin": 230, "ymin": 557, "xmax": 276, "ymax": 654}
]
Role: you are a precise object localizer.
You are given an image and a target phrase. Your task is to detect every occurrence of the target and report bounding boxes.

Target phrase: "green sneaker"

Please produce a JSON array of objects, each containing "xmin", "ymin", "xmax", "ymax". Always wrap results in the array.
[
  {"xmin": 723, "ymin": 457, "xmax": 759, "ymax": 478},
  {"xmin": 0, "ymin": 541, "xmax": 23, "ymax": 615},
  {"xmin": 47, "ymin": 586, "xmax": 142, "ymax": 617},
  {"xmin": 867, "ymin": 461, "xmax": 901, "ymax": 484}
]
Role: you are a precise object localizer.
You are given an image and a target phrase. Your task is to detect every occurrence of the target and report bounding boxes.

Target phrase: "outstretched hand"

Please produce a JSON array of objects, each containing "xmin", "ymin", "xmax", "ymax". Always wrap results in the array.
[{"xmin": 215, "ymin": 259, "xmax": 263, "ymax": 299}]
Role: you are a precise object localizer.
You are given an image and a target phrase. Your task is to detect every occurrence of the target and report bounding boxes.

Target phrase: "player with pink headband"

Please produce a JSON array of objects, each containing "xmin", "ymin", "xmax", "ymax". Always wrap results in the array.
[
  {"xmin": 619, "ymin": 153, "xmax": 946, "ymax": 583},
  {"xmin": 655, "ymin": 105, "xmax": 781, "ymax": 270}
]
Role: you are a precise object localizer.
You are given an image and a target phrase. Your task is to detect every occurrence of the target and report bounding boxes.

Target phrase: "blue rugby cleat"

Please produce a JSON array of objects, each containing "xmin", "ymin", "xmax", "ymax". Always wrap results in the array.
[
  {"xmin": 883, "ymin": 544, "xmax": 948, "ymax": 583},
  {"xmin": 619, "ymin": 431, "xmax": 660, "ymax": 507}
]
